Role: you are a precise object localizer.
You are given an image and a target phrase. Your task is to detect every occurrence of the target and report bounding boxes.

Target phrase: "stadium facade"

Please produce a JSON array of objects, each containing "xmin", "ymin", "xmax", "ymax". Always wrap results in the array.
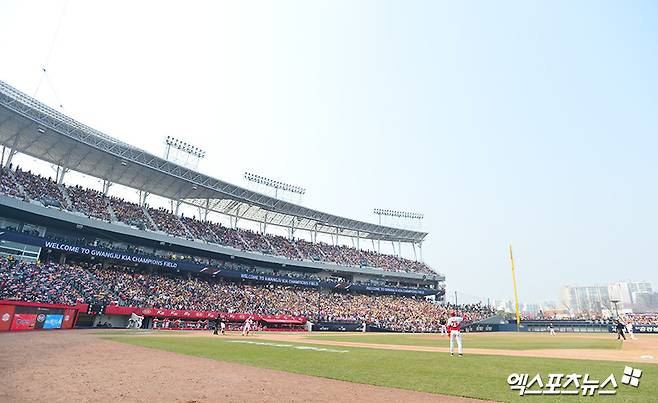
[{"xmin": 0, "ymin": 79, "xmax": 445, "ymax": 308}]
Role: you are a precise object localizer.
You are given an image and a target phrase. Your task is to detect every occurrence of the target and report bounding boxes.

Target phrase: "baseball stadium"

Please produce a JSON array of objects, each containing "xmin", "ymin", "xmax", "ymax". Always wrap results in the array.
[
  {"xmin": 2, "ymin": 2, "xmax": 658, "ymax": 402},
  {"xmin": 0, "ymin": 79, "xmax": 657, "ymax": 402}
]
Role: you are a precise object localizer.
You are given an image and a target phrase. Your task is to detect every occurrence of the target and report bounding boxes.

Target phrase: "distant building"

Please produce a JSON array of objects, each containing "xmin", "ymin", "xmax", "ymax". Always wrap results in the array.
[{"xmin": 560, "ymin": 282, "xmax": 653, "ymax": 314}]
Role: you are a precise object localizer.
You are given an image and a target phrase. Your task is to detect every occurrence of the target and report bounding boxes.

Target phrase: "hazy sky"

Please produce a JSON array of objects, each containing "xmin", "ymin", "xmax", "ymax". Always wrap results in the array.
[{"xmin": 1, "ymin": 1, "xmax": 657, "ymax": 304}]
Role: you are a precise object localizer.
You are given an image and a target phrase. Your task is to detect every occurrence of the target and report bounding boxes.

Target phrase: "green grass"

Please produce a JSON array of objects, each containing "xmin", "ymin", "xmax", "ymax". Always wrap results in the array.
[
  {"xmin": 305, "ymin": 333, "xmax": 623, "ymax": 350},
  {"xmin": 105, "ymin": 333, "xmax": 656, "ymax": 402}
]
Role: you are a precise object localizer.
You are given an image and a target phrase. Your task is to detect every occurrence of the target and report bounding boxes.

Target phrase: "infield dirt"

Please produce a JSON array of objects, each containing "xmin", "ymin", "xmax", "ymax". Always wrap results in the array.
[{"xmin": 0, "ymin": 330, "xmax": 490, "ymax": 403}]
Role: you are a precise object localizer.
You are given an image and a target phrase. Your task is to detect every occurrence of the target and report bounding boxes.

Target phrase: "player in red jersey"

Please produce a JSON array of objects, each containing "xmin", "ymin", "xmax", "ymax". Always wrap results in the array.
[{"xmin": 447, "ymin": 310, "xmax": 464, "ymax": 357}]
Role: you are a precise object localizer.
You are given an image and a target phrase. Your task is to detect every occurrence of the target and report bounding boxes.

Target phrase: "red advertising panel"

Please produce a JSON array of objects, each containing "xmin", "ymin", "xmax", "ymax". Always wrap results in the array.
[
  {"xmin": 10, "ymin": 313, "xmax": 37, "ymax": 330},
  {"xmin": 61, "ymin": 309, "xmax": 77, "ymax": 329},
  {"xmin": 0, "ymin": 305, "xmax": 15, "ymax": 331}
]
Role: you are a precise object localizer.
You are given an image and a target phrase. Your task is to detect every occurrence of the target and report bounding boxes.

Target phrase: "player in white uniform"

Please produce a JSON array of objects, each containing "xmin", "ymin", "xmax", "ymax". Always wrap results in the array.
[
  {"xmin": 548, "ymin": 322, "xmax": 556, "ymax": 336},
  {"xmin": 242, "ymin": 318, "xmax": 252, "ymax": 336},
  {"xmin": 220, "ymin": 320, "xmax": 226, "ymax": 335},
  {"xmin": 447, "ymin": 311, "xmax": 463, "ymax": 357},
  {"xmin": 626, "ymin": 320, "xmax": 636, "ymax": 340}
]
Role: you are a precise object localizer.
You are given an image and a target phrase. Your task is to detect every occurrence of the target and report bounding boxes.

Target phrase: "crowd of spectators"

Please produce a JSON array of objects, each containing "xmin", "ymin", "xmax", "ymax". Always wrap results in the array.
[
  {"xmin": 1, "ymin": 165, "xmax": 437, "ymax": 276},
  {"xmin": 0, "ymin": 169, "xmax": 21, "ymax": 197},
  {"xmin": 147, "ymin": 207, "xmax": 188, "ymax": 237},
  {"xmin": 109, "ymin": 196, "xmax": 154, "ymax": 230},
  {"xmin": 66, "ymin": 185, "xmax": 111, "ymax": 221},
  {"xmin": 0, "ymin": 257, "xmax": 109, "ymax": 304},
  {"xmin": 11, "ymin": 167, "xmax": 67, "ymax": 207},
  {"xmin": 0, "ymin": 258, "xmax": 479, "ymax": 332},
  {"xmin": 623, "ymin": 313, "xmax": 658, "ymax": 325}
]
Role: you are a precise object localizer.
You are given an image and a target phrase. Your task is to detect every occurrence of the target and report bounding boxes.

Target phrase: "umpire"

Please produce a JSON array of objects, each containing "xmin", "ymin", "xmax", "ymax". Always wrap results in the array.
[
  {"xmin": 615, "ymin": 319, "xmax": 626, "ymax": 340},
  {"xmin": 213, "ymin": 316, "xmax": 221, "ymax": 335}
]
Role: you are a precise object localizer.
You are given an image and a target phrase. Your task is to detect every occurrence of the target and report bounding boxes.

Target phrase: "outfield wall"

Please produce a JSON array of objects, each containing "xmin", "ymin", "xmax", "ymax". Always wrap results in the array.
[
  {"xmin": 0, "ymin": 300, "xmax": 78, "ymax": 332},
  {"xmin": 465, "ymin": 321, "xmax": 658, "ymax": 334}
]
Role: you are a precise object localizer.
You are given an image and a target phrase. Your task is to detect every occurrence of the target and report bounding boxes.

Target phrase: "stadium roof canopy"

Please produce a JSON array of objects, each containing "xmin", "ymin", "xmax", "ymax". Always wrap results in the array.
[{"xmin": 0, "ymin": 80, "xmax": 428, "ymax": 244}]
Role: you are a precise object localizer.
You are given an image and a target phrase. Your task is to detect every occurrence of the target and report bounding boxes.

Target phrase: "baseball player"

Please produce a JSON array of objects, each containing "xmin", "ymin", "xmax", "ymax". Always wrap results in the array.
[
  {"xmin": 242, "ymin": 318, "xmax": 252, "ymax": 336},
  {"xmin": 447, "ymin": 310, "xmax": 463, "ymax": 356},
  {"xmin": 626, "ymin": 320, "xmax": 636, "ymax": 340},
  {"xmin": 615, "ymin": 319, "xmax": 626, "ymax": 340},
  {"xmin": 220, "ymin": 320, "xmax": 226, "ymax": 335},
  {"xmin": 548, "ymin": 322, "xmax": 556, "ymax": 336}
]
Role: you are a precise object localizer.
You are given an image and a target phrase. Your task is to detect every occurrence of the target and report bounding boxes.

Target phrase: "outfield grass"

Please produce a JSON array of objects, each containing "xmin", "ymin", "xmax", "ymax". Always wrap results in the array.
[
  {"xmin": 106, "ymin": 334, "xmax": 656, "ymax": 402},
  {"xmin": 305, "ymin": 333, "xmax": 623, "ymax": 350}
]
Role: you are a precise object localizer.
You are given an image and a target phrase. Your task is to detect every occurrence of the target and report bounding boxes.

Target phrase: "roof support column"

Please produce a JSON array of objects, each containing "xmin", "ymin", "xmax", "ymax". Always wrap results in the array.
[
  {"xmin": 356, "ymin": 232, "xmax": 360, "ymax": 251},
  {"xmin": 412, "ymin": 242, "xmax": 417, "ymax": 261},
  {"xmin": 0, "ymin": 145, "xmax": 6, "ymax": 169},
  {"xmin": 138, "ymin": 190, "xmax": 150, "ymax": 207},
  {"xmin": 203, "ymin": 198, "xmax": 210, "ymax": 221},
  {"xmin": 232, "ymin": 205, "xmax": 240, "ymax": 229},
  {"xmin": 55, "ymin": 166, "xmax": 69, "ymax": 185},
  {"xmin": 377, "ymin": 214, "xmax": 381, "ymax": 254},
  {"xmin": 102, "ymin": 179, "xmax": 112, "ymax": 195},
  {"xmin": 262, "ymin": 212, "xmax": 268, "ymax": 234},
  {"xmin": 4, "ymin": 129, "xmax": 22, "ymax": 168},
  {"xmin": 289, "ymin": 217, "xmax": 296, "ymax": 240},
  {"xmin": 335, "ymin": 227, "xmax": 339, "ymax": 246},
  {"xmin": 390, "ymin": 241, "xmax": 396, "ymax": 255},
  {"xmin": 398, "ymin": 241, "xmax": 402, "ymax": 258},
  {"xmin": 171, "ymin": 199, "xmax": 182, "ymax": 215}
]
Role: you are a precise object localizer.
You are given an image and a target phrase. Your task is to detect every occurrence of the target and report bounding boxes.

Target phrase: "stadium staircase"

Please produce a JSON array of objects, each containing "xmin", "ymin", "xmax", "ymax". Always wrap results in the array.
[
  {"xmin": 140, "ymin": 206, "xmax": 159, "ymax": 231},
  {"xmin": 261, "ymin": 235, "xmax": 277, "ymax": 255},
  {"xmin": 291, "ymin": 243, "xmax": 306, "ymax": 260},
  {"xmin": 106, "ymin": 203, "xmax": 118, "ymax": 222},
  {"xmin": 58, "ymin": 185, "xmax": 73, "ymax": 209},
  {"xmin": 234, "ymin": 230, "xmax": 252, "ymax": 250},
  {"xmin": 203, "ymin": 223, "xmax": 220, "ymax": 243},
  {"xmin": 177, "ymin": 216, "xmax": 195, "ymax": 239},
  {"xmin": 315, "ymin": 244, "xmax": 328, "ymax": 259}
]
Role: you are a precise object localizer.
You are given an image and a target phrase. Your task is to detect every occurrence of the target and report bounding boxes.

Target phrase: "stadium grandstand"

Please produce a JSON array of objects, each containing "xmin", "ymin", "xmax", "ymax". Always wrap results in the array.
[{"xmin": 0, "ymin": 79, "xmax": 472, "ymax": 332}]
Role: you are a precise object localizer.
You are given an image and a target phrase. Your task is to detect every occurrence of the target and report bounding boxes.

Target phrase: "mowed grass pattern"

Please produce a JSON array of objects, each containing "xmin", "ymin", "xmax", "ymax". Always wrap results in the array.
[
  {"xmin": 106, "ymin": 334, "xmax": 656, "ymax": 402},
  {"xmin": 305, "ymin": 332, "xmax": 623, "ymax": 350}
]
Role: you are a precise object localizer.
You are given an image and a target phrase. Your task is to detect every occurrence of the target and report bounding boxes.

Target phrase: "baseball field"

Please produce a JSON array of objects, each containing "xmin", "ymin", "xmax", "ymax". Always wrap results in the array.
[{"xmin": 2, "ymin": 330, "xmax": 657, "ymax": 402}]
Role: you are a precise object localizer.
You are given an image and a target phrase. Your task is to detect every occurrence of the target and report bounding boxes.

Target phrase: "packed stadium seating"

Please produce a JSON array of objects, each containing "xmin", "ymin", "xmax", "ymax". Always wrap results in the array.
[
  {"xmin": 66, "ymin": 185, "xmax": 111, "ymax": 221},
  {"xmin": 109, "ymin": 196, "xmax": 154, "ymax": 230},
  {"xmin": 0, "ymin": 258, "xmax": 475, "ymax": 332},
  {"xmin": 11, "ymin": 167, "xmax": 66, "ymax": 207},
  {"xmin": 0, "ymin": 170, "xmax": 21, "ymax": 197},
  {"xmin": 1, "ymin": 165, "xmax": 436, "ymax": 275},
  {"xmin": 623, "ymin": 313, "xmax": 658, "ymax": 325}
]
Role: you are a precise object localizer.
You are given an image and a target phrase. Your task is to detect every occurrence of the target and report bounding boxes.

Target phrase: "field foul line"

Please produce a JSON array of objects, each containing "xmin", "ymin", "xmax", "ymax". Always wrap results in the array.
[{"xmin": 226, "ymin": 340, "xmax": 349, "ymax": 353}]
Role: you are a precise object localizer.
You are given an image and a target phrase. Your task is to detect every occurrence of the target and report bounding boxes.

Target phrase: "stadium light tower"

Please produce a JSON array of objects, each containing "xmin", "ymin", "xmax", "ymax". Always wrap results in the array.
[
  {"xmin": 244, "ymin": 172, "xmax": 306, "ymax": 199},
  {"xmin": 372, "ymin": 208, "xmax": 424, "ymax": 257},
  {"xmin": 164, "ymin": 136, "xmax": 206, "ymax": 170}
]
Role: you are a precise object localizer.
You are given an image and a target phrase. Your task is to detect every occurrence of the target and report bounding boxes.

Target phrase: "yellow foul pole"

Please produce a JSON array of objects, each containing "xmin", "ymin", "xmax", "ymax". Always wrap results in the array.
[{"xmin": 509, "ymin": 244, "xmax": 521, "ymax": 330}]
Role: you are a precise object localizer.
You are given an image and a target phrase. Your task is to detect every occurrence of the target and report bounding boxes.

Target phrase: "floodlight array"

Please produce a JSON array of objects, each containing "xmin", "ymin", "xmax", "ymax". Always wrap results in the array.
[
  {"xmin": 165, "ymin": 135, "xmax": 206, "ymax": 158},
  {"xmin": 244, "ymin": 172, "xmax": 306, "ymax": 195},
  {"xmin": 373, "ymin": 208, "xmax": 424, "ymax": 220}
]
